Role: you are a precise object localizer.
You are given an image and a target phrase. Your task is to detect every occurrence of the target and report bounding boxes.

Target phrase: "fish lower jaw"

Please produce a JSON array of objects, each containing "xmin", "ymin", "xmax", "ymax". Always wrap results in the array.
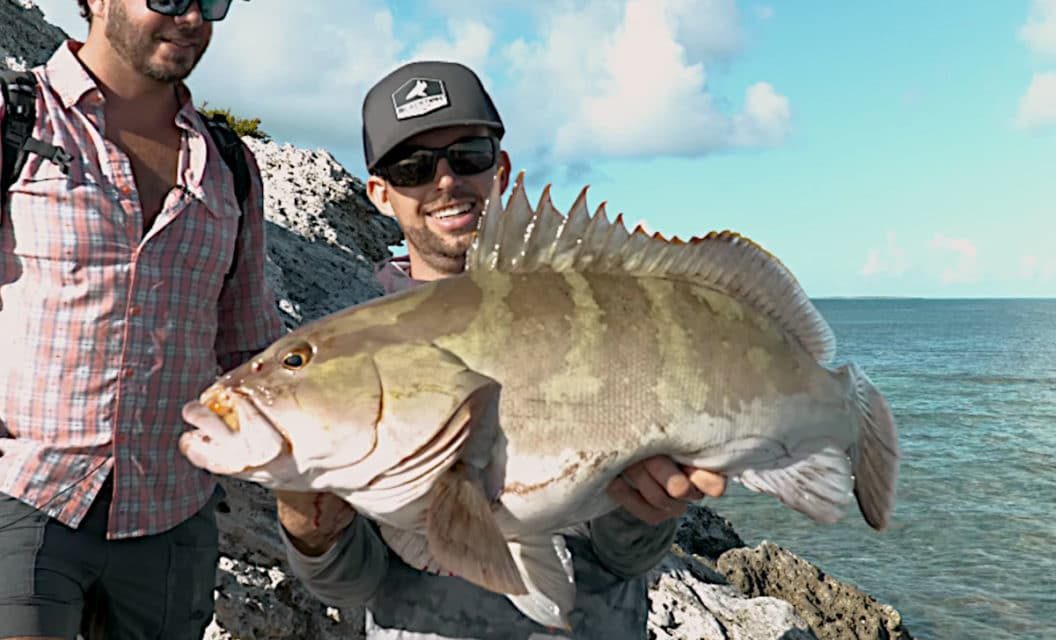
[{"xmin": 180, "ymin": 430, "xmax": 252, "ymax": 476}]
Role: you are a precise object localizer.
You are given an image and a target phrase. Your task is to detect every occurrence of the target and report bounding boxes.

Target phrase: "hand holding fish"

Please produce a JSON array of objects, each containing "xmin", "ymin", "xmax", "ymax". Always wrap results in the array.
[
  {"xmin": 607, "ymin": 456, "xmax": 726, "ymax": 526},
  {"xmin": 275, "ymin": 490, "xmax": 356, "ymax": 556}
]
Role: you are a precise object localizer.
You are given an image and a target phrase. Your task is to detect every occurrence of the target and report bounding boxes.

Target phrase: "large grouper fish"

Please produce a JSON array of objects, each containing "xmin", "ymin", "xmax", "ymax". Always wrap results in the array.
[{"xmin": 179, "ymin": 173, "xmax": 900, "ymax": 629}]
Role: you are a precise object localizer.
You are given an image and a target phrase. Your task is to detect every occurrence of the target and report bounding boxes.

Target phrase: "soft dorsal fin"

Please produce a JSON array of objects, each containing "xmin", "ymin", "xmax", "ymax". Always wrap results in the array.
[{"xmin": 466, "ymin": 173, "xmax": 836, "ymax": 363}]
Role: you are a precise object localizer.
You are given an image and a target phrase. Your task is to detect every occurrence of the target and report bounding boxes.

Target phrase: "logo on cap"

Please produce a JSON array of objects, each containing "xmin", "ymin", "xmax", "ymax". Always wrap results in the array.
[{"xmin": 392, "ymin": 77, "xmax": 449, "ymax": 120}]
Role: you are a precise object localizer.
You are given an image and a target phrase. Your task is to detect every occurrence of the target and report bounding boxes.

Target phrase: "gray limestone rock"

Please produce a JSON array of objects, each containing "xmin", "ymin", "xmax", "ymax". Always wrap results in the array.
[
  {"xmin": 648, "ymin": 550, "xmax": 817, "ymax": 640},
  {"xmin": 717, "ymin": 542, "xmax": 914, "ymax": 640},
  {"xmin": 244, "ymin": 137, "xmax": 402, "ymax": 328},
  {"xmin": 204, "ymin": 479, "xmax": 364, "ymax": 640},
  {"xmin": 0, "ymin": 0, "xmax": 67, "ymax": 71}
]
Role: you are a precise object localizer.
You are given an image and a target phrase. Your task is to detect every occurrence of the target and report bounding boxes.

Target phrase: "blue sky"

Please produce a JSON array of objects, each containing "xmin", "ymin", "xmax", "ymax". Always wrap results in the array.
[{"xmin": 35, "ymin": 0, "xmax": 1056, "ymax": 298}]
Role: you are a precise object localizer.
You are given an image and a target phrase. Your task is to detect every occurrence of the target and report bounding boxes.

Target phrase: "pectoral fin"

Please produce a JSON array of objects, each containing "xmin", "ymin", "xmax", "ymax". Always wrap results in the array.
[
  {"xmin": 383, "ymin": 477, "xmax": 577, "ymax": 630},
  {"xmin": 377, "ymin": 526, "xmax": 448, "ymax": 575},
  {"xmin": 426, "ymin": 463, "xmax": 527, "ymax": 595}
]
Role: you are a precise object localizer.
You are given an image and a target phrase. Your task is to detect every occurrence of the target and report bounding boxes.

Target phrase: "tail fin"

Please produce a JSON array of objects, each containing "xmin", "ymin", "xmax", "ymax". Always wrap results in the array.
[{"xmin": 843, "ymin": 363, "xmax": 900, "ymax": 530}]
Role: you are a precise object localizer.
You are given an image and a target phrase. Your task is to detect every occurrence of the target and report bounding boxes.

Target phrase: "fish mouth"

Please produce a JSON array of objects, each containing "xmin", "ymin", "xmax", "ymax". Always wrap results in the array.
[
  {"xmin": 203, "ymin": 388, "xmax": 241, "ymax": 432},
  {"xmin": 180, "ymin": 386, "xmax": 290, "ymax": 476}
]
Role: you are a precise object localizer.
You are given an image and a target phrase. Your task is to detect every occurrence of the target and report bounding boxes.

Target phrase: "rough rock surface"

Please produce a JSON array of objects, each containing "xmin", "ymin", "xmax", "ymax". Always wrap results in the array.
[
  {"xmin": 244, "ymin": 137, "xmax": 402, "ymax": 328},
  {"xmin": 648, "ymin": 544, "xmax": 817, "ymax": 640},
  {"xmin": 4, "ymin": 3, "xmax": 914, "ymax": 638},
  {"xmin": 0, "ymin": 0, "xmax": 67, "ymax": 71},
  {"xmin": 717, "ymin": 543, "xmax": 914, "ymax": 640},
  {"xmin": 205, "ymin": 480, "xmax": 363, "ymax": 640}
]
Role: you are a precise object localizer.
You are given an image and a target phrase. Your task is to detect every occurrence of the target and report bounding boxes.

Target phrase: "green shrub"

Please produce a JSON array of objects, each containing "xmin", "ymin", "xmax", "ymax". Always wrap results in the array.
[{"xmin": 198, "ymin": 105, "xmax": 271, "ymax": 141}]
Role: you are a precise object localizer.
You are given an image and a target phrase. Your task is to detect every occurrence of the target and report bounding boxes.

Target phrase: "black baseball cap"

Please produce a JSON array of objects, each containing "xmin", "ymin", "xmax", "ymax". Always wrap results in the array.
[{"xmin": 362, "ymin": 61, "xmax": 505, "ymax": 171}]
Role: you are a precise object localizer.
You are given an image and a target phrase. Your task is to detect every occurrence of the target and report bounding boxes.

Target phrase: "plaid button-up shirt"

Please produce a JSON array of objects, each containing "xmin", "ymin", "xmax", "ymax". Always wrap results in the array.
[{"xmin": 0, "ymin": 41, "xmax": 284, "ymax": 539}]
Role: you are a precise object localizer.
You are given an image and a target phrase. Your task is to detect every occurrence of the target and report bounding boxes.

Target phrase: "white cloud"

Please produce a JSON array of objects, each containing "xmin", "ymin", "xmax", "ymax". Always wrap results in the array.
[
  {"xmin": 1020, "ymin": 0, "xmax": 1056, "ymax": 56},
  {"xmin": 181, "ymin": 3, "xmax": 395, "ymax": 155},
  {"xmin": 32, "ymin": 1, "xmax": 495, "ymax": 165},
  {"xmin": 502, "ymin": 0, "xmax": 789, "ymax": 165},
  {"xmin": 733, "ymin": 82, "xmax": 791, "ymax": 146},
  {"xmin": 1019, "ymin": 255, "xmax": 1056, "ymax": 281},
  {"xmin": 929, "ymin": 234, "xmax": 980, "ymax": 284},
  {"xmin": 1016, "ymin": 72, "xmax": 1056, "ymax": 130},
  {"xmin": 31, "ymin": 1, "xmax": 404, "ymax": 157},
  {"xmin": 190, "ymin": 4, "xmax": 503, "ymax": 160},
  {"xmin": 31, "ymin": 0, "xmax": 787, "ymax": 174},
  {"xmin": 424, "ymin": 0, "xmax": 523, "ymax": 20},
  {"xmin": 411, "ymin": 19, "xmax": 494, "ymax": 76},
  {"xmin": 860, "ymin": 232, "xmax": 908, "ymax": 277},
  {"xmin": 667, "ymin": 0, "xmax": 744, "ymax": 62},
  {"xmin": 1017, "ymin": 2, "xmax": 1056, "ymax": 130}
]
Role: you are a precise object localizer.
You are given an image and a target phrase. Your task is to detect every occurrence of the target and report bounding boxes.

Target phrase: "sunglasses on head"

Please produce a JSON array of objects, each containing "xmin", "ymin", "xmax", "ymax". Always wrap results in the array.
[
  {"xmin": 376, "ymin": 136, "xmax": 498, "ymax": 188},
  {"xmin": 147, "ymin": 0, "xmax": 235, "ymax": 21}
]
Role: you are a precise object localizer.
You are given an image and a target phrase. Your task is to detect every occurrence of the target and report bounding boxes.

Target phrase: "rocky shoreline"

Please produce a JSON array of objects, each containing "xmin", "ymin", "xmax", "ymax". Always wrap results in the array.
[{"xmin": 3, "ymin": 2, "xmax": 914, "ymax": 637}]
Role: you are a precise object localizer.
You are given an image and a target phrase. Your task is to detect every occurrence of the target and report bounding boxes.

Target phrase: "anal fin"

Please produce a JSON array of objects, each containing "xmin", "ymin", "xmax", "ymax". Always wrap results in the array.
[
  {"xmin": 505, "ymin": 534, "xmax": 576, "ymax": 631},
  {"xmin": 736, "ymin": 445, "xmax": 855, "ymax": 525},
  {"xmin": 427, "ymin": 463, "xmax": 527, "ymax": 595}
]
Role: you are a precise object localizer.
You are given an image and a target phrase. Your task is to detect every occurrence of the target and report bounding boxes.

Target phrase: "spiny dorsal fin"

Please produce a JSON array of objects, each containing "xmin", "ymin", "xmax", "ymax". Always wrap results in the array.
[{"xmin": 467, "ymin": 174, "xmax": 836, "ymax": 363}]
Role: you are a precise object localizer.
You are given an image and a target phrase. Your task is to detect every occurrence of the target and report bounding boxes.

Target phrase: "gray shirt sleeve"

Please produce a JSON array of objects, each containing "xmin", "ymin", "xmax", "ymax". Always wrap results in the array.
[
  {"xmin": 280, "ymin": 507, "xmax": 674, "ymax": 610},
  {"xmin": 280, "ymin": 514, "xmax": 390, "ymax": 608},
  {"xmin": 586, "ymin": 508, "xmax": 678, "ymax": 579}
]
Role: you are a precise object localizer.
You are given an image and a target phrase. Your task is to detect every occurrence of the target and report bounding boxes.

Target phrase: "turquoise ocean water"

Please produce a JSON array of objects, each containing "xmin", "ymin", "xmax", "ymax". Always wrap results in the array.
[{"xmin": 708, "ymin": 298, "xmax": 1056, "ymax": 639}]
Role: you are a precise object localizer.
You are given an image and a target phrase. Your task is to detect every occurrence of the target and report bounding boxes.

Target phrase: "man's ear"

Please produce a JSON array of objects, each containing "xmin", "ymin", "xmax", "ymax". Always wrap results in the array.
[
  {"xmin": 366, "ymin": 175, "xmax": 395, "ymax": 217},
  {"xmin": 87, "ymin": 0, "xmax": 106, "ymax": 23},
  {"xmin": 497, "ymin": 151, "xmax": 512, "ymax": 195}
]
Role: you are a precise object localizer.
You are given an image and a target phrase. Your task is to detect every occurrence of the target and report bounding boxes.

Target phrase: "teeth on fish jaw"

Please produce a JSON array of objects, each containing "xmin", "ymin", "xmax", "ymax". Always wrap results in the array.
[{"xmin": 205, "ymin": 390, "xmax": 240, "ymax": 432}]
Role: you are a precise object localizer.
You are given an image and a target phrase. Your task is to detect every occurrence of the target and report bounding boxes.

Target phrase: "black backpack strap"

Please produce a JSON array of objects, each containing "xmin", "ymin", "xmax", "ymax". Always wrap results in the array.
[
  {"xmin": 2, "ymin": 71, "xmax": 73, "ymax": 210},
  {"xmin": 199, "ymin": 110, "xmax": 251, "ymax": 281}
]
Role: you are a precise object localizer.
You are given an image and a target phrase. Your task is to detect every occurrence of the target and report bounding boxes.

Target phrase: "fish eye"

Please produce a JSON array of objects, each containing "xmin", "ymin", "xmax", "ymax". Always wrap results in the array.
[{"xmin": 279, "ymin": 343, "xmax": 313, "ymax": 370}]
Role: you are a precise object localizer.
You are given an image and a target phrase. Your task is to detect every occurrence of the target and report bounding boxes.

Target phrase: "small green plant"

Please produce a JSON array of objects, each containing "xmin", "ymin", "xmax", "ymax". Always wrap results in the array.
[{"xmin": 198, "ymin": 104, "xmax": 271, "ymax": 141}]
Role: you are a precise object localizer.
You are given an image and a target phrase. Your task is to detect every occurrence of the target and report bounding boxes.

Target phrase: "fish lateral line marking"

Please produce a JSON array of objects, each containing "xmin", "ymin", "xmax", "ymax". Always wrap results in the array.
[{"xmin": 503, "ymin": 462, "xmax": 581, "ymax": 496}]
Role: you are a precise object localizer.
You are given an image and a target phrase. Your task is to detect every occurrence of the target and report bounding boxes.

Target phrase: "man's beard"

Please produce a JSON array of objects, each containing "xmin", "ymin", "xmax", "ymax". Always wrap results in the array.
[
  {"xmin": 106, "ymin": 1, "xmax": 208, "ymax": 83},
  {"xmin": 403, "ymin": 225, "xmax": 474, "ymax": 276}
]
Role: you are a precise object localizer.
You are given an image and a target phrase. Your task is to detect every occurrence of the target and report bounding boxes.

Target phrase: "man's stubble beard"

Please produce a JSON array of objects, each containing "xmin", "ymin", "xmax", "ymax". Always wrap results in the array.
[
  {"xmin": 105, "ymin": 1, "xmax": 208, "ymax": 83},
  {"xmin": 404, "ymin": 225, "xmax": 474, "ymax": 276}
]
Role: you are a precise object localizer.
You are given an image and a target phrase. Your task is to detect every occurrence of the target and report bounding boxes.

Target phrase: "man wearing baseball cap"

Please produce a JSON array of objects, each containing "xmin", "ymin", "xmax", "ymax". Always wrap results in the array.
[
  {"xmin": 274, "ymin": 61, "xmax": 726, "ymax": 639},
  {"xmin": 361, "ymin": 60, "xmax": 511, "ymax": 287}
]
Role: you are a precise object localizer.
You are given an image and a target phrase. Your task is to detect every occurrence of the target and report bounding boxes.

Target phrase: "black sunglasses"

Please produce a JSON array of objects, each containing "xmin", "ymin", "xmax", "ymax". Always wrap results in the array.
[
  {"xmin": 147, "ymin": 0, "xmax": 235, "ymax": 21},
  {"xmin": 376, "ymin": 136, "xmax": 498, "ymax": 188}
]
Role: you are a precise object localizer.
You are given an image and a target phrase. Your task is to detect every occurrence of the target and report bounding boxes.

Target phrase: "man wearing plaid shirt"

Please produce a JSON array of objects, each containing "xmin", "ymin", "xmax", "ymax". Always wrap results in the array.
[{"xmin": 0, "ymin": 1, "xmax": 282, "ymax": 638}]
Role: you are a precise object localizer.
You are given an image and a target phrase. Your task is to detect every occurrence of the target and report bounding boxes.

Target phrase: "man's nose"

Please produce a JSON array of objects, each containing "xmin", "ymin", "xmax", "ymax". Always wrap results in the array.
[
  {"xmin": 174, "ymin": 0, "xmax": 205, "ymax": 27},
  {"xmin": 434, "ymin": 158, "xmax": 458, "ymax": 191}
]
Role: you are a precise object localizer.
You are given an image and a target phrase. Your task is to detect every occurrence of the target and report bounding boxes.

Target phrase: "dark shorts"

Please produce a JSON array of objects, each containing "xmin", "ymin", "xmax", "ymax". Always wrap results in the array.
[{"xmin": 0, "ymin": 477, "xmax": 223, "ymax": 640}]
